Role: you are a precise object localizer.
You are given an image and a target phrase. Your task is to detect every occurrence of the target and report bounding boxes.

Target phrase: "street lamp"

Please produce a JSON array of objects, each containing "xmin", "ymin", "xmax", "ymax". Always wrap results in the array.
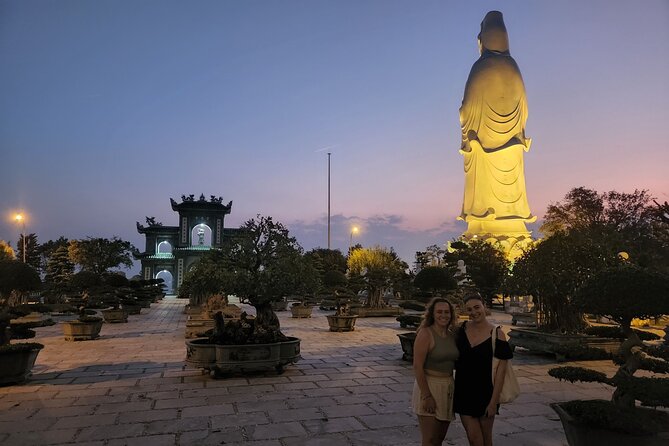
[
  {"xmin": 14, "ymin": 213, "xmax": 26, "ymax": 263},
  {"xmin": 349, "ymin": 226, "xmax": 359, "ymax": 252}
]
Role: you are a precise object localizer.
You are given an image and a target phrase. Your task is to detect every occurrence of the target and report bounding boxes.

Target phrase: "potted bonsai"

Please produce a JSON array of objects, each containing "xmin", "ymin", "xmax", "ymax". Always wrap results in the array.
[
  {"xmin": 346, "ymin": 246, "xmax": 407, "ymax": 317},
  {"xmin": 549, "ymin": 265, "xmax": 669, "ymax": 445},
  {"xmin": 62, "ymin": 306, "xmax": 103, "ymax": 341},
  {"xmin": 0, "ymin": 260, "xmax": 44, "ymax": 385},
  {"xmin": 290, "ymin": 296, "xmax": 313, "ymax": 318},
  {"xmin": 183, "ymin": 216, "xmax": 309, "ymax": 376},
  {"xmin": 326, "ymin": 298, "xmax": 358, "ymax": 332}
]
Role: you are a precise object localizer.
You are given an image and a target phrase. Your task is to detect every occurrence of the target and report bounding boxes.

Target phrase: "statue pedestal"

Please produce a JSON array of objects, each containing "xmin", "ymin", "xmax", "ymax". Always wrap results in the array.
[{"xmin": 463, "ymin": 220, "xmax": 533, "ymax": 259}]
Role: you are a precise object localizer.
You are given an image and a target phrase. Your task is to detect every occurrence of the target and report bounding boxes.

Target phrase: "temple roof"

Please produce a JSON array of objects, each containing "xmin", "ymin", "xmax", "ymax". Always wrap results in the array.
[
  {"xmin": 136, "ymin": 222, "xmax": 179, "ymax": 234},
  {"xmin": 170, "ymin": 194, "xmax": 232, "ymax": 213}
]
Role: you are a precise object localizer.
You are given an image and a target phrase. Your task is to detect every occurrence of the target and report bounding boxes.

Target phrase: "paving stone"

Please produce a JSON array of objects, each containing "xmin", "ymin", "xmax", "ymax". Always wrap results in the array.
[
  {"xmin": 145, "ymin": 416, "xmax": 208, "ymax": 434},
  {"xmin": 302, "ymin": 417, "xmax": 367, "ymax": 434},
  {"xmin": 118, "ymin": 408, "xmax": 178, "ymax": 423},
  {"xmin": 107, "ymin": 434, "xmax": 176, "ymax": 446},
  {"xmin": 250, "ymin": 421, "xmax": 307, "ymax": 439},
  {"xmin": 77, "ymin": 423, "xmax": 145, "ymax": 441},
  {"xmin": 5, "ymin": 429, "xmax": 77, "ymax": 445},
  {"xmin": 269, "ymin": 407, "xmax": 324, "ymax": 423}
]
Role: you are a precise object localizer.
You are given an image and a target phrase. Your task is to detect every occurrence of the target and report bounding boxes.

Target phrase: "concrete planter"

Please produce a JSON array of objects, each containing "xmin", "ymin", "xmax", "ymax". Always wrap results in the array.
[
  {"xmin": 101, "ymin": 308, "xmax": 128, "ymax": 323},
  {"xmin": 290, "ymin": 305, "xmax": 313, "ymax": 318},
  {"xmin": 350, "ymin": 307, "xmax": 403, "ymax": 318},
  {"xmin": 0, "ymin": 344, "xmax": 43, "ymax": 385},
  {"xmin": 397, "ymin": 332, "xmax": 417, "ymax": 361},
  {"xmin": 62, "ymin": 320, "xmax": 103, "ymax": 341},
  {"xmin": 508, "ymin": 328, "xmax": 622, "ymax": 360},
  {"xmin": 123, "ymin": 304, "xmax": 142, "ymax": 315},
  {"xmin": 326, "ymin": 315, "xmax": 358, "ymax": 332},
  {"xmin": 551, "ymin": 402, "xmax": 669, "ymax": 446},
  {"xmin": 185, "ymin": 337, "xmax": 301, "ymax": 376}
]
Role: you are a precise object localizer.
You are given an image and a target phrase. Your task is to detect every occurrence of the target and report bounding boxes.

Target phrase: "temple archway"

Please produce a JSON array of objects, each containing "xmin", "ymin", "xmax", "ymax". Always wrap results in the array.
[{"xmin": 156, "ymin": 270, "xmax": 174, "ymax": 294}]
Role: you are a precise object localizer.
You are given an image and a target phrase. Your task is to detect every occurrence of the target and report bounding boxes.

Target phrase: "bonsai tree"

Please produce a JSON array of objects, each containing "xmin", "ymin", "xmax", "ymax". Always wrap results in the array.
[
  {"xmin": 548, "ymin": 265, "xmax": 669, "ymax": 436},
  {"xmin": 0, "ymin": 261, "xmax": 44, "ymax": 370},
  {"xmin": 181, "ymin": 215, "xmax": 307, "ymax": 344},
  {"xmin": 347, "ymin": 245, "xmax": 407, "ymax": 309}
]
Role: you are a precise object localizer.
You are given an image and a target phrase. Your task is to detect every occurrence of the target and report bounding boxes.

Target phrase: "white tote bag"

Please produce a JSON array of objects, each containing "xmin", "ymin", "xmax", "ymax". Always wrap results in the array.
[{"xmin": 492, "ymin": 326, "xmax": 520, "ymax": 403}]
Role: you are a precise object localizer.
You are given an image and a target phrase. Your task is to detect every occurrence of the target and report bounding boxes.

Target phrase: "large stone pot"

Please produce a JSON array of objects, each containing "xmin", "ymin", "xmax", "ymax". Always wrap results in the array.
[
  {"xmin": 0, "ymin": 344, "xmax": 43, "ymax": 385},
  {"xmin": 551, "ymin": 402, "xmax": 669, "ymax": 446},
  {"xmin": 185, "ymin": 337, "xmax": 301, "ymax": 376},
  {"xmin": 508, "ymin": 328, "xmax": 622, "ymax": 360},
  {"xmin": 351, "ymin": 307, "xmax": 403, "ymax": 317},
  {"xmin": 290, "ymin": 304, "xmax": 312, "ymax": 318},
  {"xmin": 326, "ymin": 315, "xmax": 358, "ymax": 332},
  {"xmin": 397, "ymin": 332, "xmax": 417, "ymax": 362},
  {"xmin": 62, "ymin": 320, "xmax": 103, "ymax": 341},
  {"xmin": 101, "ymin": 308, "xmax": 128, "ymax": 323}
]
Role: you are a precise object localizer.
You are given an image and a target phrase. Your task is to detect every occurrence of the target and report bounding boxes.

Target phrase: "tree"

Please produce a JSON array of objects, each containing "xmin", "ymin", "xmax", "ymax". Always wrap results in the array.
[
  {"xmin": 414, "ymin": 244, "xmax": 446, "ymax": 271},
  {"xmin": 347, "ymin": 246, "xmax": 407, "ymax": 308},
  {"xmin": 541, "ymin": 187, "xmax": 665, "ymax": 270},
  {"xmin": 574, "ymin": 265, "xmax": 669, "ymax": 336},
  {"xmin": 444, "ymin": 239, "xmax": 510, "ymax": 307},
  {"xmin": 505, "ymin": 229, "xmax": 619, "ymax": 333},
  {"xmin": 16, "ymin": 233, "xmax": 40, "ymax": 270},
  {"xmin": 304, "ymin": 248, "xmax": 347, "ymax": 276},
  {"xmin": 180, "ymin": 215, "xmax": 311, "ymax": 343},
  {"xmin": 38, "ymin": 236, "xmax": 69, "ymax": 274},
  {"xmin": 0, "ymin": 261, "xmax": 41, "ymax": 305},
  {"xmin": 0, "ymin": 241, "xmax": 15, "ymax": 261},
  {"xmin": 413, "ymin": 266, "xmax": 457, "ymax": 295},
  {"xmin": 45, "ymin": 245, "xmax": 74, "ymax": 285},
  {"xmin": 68, "ymin": 237, "xmax": 136, "ymax": 274}
]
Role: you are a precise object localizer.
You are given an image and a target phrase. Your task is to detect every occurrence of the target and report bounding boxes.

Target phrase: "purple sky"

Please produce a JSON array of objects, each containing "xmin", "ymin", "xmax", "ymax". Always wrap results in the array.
[{"xmin": 1, "ymin": 0, "xmax": 668, "ymax": 275}]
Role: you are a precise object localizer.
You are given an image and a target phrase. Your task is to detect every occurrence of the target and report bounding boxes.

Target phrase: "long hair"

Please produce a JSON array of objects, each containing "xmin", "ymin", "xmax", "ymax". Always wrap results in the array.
[{"xmin": 419, "ymin": 296, "xmax": 456, "ymax": 333}]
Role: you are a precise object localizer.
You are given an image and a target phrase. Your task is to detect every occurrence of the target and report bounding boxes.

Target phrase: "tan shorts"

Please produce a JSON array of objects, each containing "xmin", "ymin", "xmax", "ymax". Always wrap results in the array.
[{"xmin": 412, "ymin": 374, "xmax": 455, "ymax": 421}]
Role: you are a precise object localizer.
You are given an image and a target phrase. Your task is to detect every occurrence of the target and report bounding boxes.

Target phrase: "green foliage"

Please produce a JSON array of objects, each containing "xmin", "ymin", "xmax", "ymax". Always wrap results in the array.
[
  {"xmin": 444, "ymin": 239, "xmax": 509, "ymax": 307},
  {"xmin": 548, "ymin": 366, "xmax": 610, "ymax": 384},
  {"xmin": 68, "ymin": 237, "xmax": 136, "ymax": 274},
  {"xmin": 44, "ymin": 245, "xmax": 74, "ymax": 285},
  {"xmin": 304, "ymin": 248, "xmax": 347, "ymax": 275},
  {"xmin": 552, "ymin": 343, "xmax": 612, "ymax": 361},
  {"xmin": 69, "ymin": 271, "xmax": 102, "ymax": 291},
  {"xmin": 0, "ymin": 240, "xmax": 15, "ymax": 261},
  {"xmin": 505, "ymin": 230, "xmax": 618, "ymax": 333},
  {"xmin": 347, "ymin": 246, "xmax": 408, "ymax": 308},
  {"xmin": 323, "ymin": 270, "xmax": 347, "ymax": 290},
  {"xmin": 574, "ymin": 265, "xmax": 669, "ymax": 332},
  {"xmin": 584, "ymin": 325, "xmax": 661, "ymax": 341},
  {"xmin": 0, "ymin": 261, "xmax": 41, "ymax": 305},
  {"xmin": 559, "ymin": 400, "xmax": 669, "ymax": 435},
  {"xmin": 413, "ymin": 266, "xmax": 457, "ymax": 294},
  {"xmin": 16, "ymin": 233, "xmax": 40, "ymax": 270}
]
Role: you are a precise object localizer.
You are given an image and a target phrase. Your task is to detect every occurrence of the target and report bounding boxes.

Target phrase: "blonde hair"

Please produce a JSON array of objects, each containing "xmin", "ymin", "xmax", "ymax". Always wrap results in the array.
[{"xmin": 419, "ymin": 296, "xmax": 456, "ymax": 333}]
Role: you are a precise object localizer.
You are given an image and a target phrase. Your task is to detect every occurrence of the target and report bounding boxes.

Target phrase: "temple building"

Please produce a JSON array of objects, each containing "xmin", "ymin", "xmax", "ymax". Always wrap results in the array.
[{"xmin": 135, "ymin": 194, "xmax": 242, "ymax": 293}]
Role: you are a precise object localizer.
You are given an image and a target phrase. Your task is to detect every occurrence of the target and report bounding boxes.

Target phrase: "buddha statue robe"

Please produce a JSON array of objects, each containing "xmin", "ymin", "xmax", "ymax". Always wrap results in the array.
[{"xmin": 458, "ymin": 11, "xmax": 536, "ymax": 238}]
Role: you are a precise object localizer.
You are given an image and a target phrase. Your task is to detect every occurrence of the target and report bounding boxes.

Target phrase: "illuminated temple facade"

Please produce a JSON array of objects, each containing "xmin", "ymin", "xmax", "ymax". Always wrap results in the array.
[{"xmin": 135, "ymin": 194, "xmax": 242, "ymax": 293}]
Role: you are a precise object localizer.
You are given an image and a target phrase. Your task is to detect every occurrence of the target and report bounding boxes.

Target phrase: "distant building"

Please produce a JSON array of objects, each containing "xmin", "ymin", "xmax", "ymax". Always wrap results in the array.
[{"xmin": 135, "ymin": 194, "xmax": 242, "ymax": 293}]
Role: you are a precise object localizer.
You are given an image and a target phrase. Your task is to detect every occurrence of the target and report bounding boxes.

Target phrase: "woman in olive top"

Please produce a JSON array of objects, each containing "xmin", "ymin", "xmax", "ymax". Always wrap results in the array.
[{"xmin": 412, "ymin": 297, "xmax": 459, "ymax": 445}]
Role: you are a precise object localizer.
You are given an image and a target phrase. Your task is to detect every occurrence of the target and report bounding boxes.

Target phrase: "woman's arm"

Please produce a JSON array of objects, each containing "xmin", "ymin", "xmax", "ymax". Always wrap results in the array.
[
  {"xmin": 486, "ymin": 327, "xmax": 508, "ymax": 417},
  {"xmin": 413, "ymin": 328, "xmax": 436, "ymax": 413}
]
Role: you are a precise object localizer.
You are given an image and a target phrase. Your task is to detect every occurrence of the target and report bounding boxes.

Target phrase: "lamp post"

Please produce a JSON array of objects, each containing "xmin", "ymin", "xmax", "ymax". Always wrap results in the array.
[
  {"xmin": 349, "ymin": 226, "xmax": 359, "ymax": 253},
  {"xmin": 327, "ymin": 152, "xmax": 331, "ymax": 250},
  {"xmin": 14, "ymin": 213, "xmax": 26, "ymax": 263}
]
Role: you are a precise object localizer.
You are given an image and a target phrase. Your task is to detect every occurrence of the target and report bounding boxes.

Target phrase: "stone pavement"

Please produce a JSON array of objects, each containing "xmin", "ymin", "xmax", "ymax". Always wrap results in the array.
[{"xmin": 0, "ymin": 298, "xmax": 618, "ymax": 446}]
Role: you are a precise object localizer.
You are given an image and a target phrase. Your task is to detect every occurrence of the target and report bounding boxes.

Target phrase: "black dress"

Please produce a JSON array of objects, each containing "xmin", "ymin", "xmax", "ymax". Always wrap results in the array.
[{"xmin": 453, "ymin": 322, "xmax": 513, "ymax": 417}]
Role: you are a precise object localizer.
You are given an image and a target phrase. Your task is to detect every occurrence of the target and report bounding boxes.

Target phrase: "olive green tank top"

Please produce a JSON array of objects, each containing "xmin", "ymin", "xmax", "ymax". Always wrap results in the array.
[{"xmin": 423, "ymin": 326, "xmax": 459, "ymax": 375}]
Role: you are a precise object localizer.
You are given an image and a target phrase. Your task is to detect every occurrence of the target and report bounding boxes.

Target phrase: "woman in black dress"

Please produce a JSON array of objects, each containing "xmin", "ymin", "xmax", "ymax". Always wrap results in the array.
[{"xmin": 453, "ymin": 294, "xmax": 513, "ymax": 446}]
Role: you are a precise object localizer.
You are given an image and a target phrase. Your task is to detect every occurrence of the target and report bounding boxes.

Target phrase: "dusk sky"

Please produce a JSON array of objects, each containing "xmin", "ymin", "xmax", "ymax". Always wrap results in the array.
[{"xmin": 2, "ymin": 0, "xmax": 668, "ymax": 276}]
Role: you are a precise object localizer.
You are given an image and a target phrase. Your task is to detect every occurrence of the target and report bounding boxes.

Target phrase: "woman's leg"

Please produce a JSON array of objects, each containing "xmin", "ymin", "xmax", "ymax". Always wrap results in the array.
[
  {"xmin": 418, "ymin": 415, "xmax": 451, "ymax": 445},
  {"xmin": 460, "ymin": 415, "xmax": 484, "ymax": 446},
  {"xmin": 480, "ymin": 415, "xmax": 495, "ymax": 446}
]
